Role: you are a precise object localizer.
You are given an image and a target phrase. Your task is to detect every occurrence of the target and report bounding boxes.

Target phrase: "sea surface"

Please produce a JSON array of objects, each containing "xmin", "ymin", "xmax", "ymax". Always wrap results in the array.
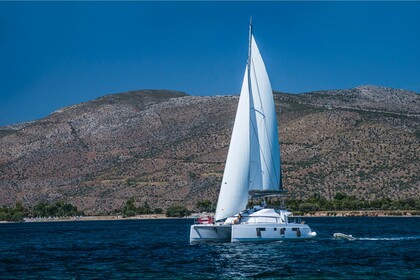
[{"xmin": 0, "ymin": 217, "xmax": 419, "ymax": 279}]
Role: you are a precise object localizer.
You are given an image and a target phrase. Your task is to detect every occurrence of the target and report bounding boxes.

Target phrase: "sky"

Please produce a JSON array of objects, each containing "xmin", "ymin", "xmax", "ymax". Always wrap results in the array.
[{"xmin": 1, "ymin": 1, "xmax": 419, "ymax": 126}]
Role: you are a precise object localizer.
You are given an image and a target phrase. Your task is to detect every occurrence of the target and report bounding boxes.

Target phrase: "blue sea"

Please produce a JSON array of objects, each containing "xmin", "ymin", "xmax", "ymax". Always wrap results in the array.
[{"xmin": 0, "ymin": 217, "xmax": 419, "ymax": 279}]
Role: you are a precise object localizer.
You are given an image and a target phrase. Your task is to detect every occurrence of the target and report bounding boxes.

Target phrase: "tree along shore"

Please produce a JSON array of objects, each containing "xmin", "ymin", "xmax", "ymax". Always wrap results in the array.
[
  {"xmin": 0, "ymin": 201, "xmax": 84, "ymax": 222},
  {"xmin": 1, "ymin": 193, "xmax": 419, "ymax": 222},
  {"xmin": 0, "ymin": 199, "xmax": 190, "ymax": 222}
]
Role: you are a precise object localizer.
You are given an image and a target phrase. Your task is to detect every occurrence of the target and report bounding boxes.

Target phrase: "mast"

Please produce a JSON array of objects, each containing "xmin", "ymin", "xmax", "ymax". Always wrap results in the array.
[
  {"xmin": 247, "ymin": 17, "xmax": 255, "ymax": 193},
  {"xmin": 247, "ymin": 17, "xmax": 253, "ymax": 84}
]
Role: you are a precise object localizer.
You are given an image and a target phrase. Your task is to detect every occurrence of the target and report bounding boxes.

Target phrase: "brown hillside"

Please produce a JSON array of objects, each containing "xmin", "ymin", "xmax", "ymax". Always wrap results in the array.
[{"xmin": 0, "ymin": 87, "xmax": 419, "ymax": 214}]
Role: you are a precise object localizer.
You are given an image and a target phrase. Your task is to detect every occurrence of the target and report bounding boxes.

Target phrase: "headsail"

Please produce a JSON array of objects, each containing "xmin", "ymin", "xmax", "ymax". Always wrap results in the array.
[
  {"xmin": 215, "ymin": 25, "xmax": 282, "ymax": 221},
  {"xmin": 214, "ymin": 66, "xmax": 251, "ymax": 221}
]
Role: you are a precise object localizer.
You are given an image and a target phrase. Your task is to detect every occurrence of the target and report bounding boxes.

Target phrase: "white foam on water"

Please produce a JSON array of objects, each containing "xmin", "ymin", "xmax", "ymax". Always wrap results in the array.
[{"xmin": 357, "ymin": 236, "xmax": 420, "ymax": 241}]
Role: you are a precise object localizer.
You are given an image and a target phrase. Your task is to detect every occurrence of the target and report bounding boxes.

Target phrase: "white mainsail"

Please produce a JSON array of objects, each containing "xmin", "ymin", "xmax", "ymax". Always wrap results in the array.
[
  {"xmin": 249, "ymin": 36, "xmax": 281, "ymax": 191},
  {"xmin": 215, "ymin": 27, "xmax": 282, "ymax": 221}
]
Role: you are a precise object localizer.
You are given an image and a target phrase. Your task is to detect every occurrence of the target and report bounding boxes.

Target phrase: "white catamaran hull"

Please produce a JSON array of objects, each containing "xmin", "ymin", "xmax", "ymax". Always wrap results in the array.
[
  {"xmin": 231, "ymin": 223, "xmax": 314, "ymax": 242},
  {"xmin": 190, "ymin": 223, "xmax": 315, "ymax": 243},
  {"xmin": 190, "ymin": 224, "xmax": 232, "ymax": 243},
  {"xmin": 191, "ymin": 209, "xmax": 316, "ymax": 243}
]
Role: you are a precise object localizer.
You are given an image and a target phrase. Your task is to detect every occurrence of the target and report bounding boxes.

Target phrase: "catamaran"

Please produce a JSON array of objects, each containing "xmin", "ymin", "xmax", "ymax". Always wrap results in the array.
[{"xmin": 190, "ymin": 22, "xmax": 317, "ymax": 242}]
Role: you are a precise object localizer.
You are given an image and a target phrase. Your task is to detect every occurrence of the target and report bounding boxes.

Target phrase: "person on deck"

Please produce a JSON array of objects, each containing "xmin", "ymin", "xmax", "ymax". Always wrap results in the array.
[
  {"xmin": 261, "ymin": 200, "xmax": 267, "ymax": 208},
  {"xmin": 233, "ymin": 214, "xmax": 242, "ymax": 224}
]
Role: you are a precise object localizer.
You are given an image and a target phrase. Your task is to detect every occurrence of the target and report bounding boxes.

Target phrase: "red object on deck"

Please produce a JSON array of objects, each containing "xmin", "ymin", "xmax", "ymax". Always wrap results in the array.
[{"xmin": 197, "ymin": 216, "xmax": 214, "ymax": 224}]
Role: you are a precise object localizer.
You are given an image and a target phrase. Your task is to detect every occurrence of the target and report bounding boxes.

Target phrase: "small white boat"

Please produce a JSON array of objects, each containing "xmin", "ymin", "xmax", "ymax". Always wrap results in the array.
[
  {"xmin": 190, "ymin": 21, "xmax": 317, "ymax": 243},
  {"xmin": 333, "ymin": 233, "xmax": 356, "ymax": 241}
]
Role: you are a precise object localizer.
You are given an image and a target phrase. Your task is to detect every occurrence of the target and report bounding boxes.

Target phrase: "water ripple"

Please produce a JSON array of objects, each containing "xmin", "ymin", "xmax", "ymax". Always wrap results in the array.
[{"xmin": 0, "ymin": 217, "xmax": 419, "ymax": 279}]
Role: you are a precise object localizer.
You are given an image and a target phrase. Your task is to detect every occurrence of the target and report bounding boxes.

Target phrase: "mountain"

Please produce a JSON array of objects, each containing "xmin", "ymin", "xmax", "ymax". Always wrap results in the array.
[{"xmin": 0, "ymin": 86, "xmax": 419, "ymax": 214}]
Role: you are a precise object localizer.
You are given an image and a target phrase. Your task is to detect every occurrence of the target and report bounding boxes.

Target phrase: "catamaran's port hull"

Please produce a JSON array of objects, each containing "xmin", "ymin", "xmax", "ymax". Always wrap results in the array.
[
  {"xmin": 190, "ymin": 224, "xmax": 232, "ymax": 243},
  {"xmin": 190, "ymin": 223, "xmax": 316, "ymax": 243}
]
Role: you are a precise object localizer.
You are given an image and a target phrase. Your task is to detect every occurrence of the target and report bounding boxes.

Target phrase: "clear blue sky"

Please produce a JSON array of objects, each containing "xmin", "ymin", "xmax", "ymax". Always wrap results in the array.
[{"xmin": 1, "ymin": 1, "xmax": 419, "ymax": 126}]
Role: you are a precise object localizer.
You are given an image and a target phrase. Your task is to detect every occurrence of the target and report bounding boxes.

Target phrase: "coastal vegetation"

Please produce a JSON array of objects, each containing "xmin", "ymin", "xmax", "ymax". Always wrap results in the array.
[
  {"xmin": 0, "ymin": 202, "xmax": 28, "ymax": 222},
  {"xmin": 121, "ymin": 197, "xmax": 163, "ymax": 217},
  {"xmin": 166, "ymin": 205, "xmax": 191, "ymax": 217},
  {"xmin": 194, "ymin": 199, "xmax": 215, "ymax": 213},
  {"xmin": 1, "ymin": 195, "xmax": 419, "ymax": 222},
  {"xmin": 118, "ymin": 199, "xmax": 191, "ymax": 217},
  {"xmin": 262, "ymin": 193, "xmax": 420, "ymax": 214},
  {"xmin": 0, "ymin": 201, "xmax": 84, "ymax": 222}
]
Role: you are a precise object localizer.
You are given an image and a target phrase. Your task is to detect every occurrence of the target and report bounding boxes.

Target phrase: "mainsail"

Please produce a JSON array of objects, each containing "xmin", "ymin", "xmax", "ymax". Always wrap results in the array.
[{"xmin": 215, "ymin": 25, "xmax": 282, "ymax": 221}]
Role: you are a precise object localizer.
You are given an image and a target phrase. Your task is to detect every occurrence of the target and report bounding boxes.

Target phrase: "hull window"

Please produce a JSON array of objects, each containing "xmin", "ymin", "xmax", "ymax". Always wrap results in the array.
[{"xmin": 256, "ymin": 228, "xmax": 266, "ymax": 237}]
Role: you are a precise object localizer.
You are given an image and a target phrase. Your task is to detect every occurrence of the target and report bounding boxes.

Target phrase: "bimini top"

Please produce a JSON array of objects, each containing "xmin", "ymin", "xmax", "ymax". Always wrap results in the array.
[{"xmin": 248, "ymin": 208, "xmax": 280, "ymax": 217}]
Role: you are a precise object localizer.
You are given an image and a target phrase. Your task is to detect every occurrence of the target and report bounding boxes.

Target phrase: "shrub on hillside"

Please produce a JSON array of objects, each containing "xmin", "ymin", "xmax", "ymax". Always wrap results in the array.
[{"xmin": 166, "ymin": 205, "xmax": 191, "ymax": 217}]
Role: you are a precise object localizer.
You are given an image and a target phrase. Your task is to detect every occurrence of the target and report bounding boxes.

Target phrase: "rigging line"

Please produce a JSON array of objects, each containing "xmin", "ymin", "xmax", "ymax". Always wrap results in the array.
[
  {"xmin": 248, "ymin": 85, "xmax": 262, "ymax": 189},
  {"xmin": 248, "ymin": 66, "xmax": 263, "ymax": 190},
  {"xmin": 246, "ymin": 24, "xmax": 253, "ymax": 192},
  {"xmin": 249, "ymin": 107, "xmax": 263, "ymax": 191},
  {"xmin": 249, "ymin": 159, "xmax": 261, "ymax": 190},
  {"xmin": 250, "ymin": 57, "xmax": 279, "ymax": 190}
]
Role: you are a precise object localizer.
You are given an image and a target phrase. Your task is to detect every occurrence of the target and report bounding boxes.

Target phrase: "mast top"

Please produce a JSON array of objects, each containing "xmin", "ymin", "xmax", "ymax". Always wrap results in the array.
[
  {"xmin": 249, "ymin": 16, "xmax": 253, "ymax": 36},
  {"xmin": 248, "ymin": 17, "xmax": 253, "ymax": 66}
]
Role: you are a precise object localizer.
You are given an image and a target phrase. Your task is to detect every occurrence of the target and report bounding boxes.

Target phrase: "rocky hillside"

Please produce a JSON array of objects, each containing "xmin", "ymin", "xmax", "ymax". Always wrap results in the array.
[
  {"xmin": 298, "ymin": 85, "xmax": 419, "ymax": 115},
  {"xmin": 0, "ymin": 86, "xmax": 419, "ymax": 214}
]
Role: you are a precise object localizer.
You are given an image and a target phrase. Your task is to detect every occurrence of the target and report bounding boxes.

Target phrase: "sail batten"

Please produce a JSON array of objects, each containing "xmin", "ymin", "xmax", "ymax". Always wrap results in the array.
[{"xmin": 215, "ymin": 31, "xmax": 282, "ymax": 221}]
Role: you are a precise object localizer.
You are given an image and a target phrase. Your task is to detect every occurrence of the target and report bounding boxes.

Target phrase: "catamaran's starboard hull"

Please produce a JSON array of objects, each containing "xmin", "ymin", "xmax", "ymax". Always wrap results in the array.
[
  {"xmin": 190, "ymin": 224, "xmax": 232, "ymax": 243},
  {"xmin": 231, "ymin": 223, "xmax": 315, "ymax": 242},
  {"xmin": 190, "ymin": 223, "xmax": 316, "ymax": 243}
]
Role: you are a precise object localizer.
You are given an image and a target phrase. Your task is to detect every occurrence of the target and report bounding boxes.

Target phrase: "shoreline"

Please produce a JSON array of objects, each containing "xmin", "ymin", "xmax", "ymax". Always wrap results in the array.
[
  {"xmin": 0, "ymin": 210, "xmax": 418, "ymax": 224},
  {"xmin": 19, "ymin": 214, "xmax": 168, "ymax": 223},
  {"xmin": 296, "ymin": 210, "xmax": 420, "ymax": 217}
]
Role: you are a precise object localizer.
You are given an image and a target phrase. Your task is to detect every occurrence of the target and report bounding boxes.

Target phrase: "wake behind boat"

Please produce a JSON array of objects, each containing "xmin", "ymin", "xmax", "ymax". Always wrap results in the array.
[{"xmin": 190, "ymin": 21, "xmax": 317, "ymax": 243}]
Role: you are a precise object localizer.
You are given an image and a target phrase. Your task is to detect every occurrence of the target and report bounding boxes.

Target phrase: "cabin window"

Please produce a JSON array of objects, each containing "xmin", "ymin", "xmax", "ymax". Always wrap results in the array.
[
  {"xmin": 256, "ymin": 228, "xmax": 266, "ymax": 237},
  {"xmin": 292, "ymin": 228, "xmax": 299, "ymax": 231},
  {"xmin": 288, "ymin": 218, "xmax": 302, "ymax": 224}
]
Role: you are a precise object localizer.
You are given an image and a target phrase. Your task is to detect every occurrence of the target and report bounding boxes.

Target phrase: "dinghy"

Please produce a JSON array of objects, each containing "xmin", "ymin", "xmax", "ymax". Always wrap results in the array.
[{"xmin": 333, "ymin": 233, "xmax": 356, "ymax": 241}]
